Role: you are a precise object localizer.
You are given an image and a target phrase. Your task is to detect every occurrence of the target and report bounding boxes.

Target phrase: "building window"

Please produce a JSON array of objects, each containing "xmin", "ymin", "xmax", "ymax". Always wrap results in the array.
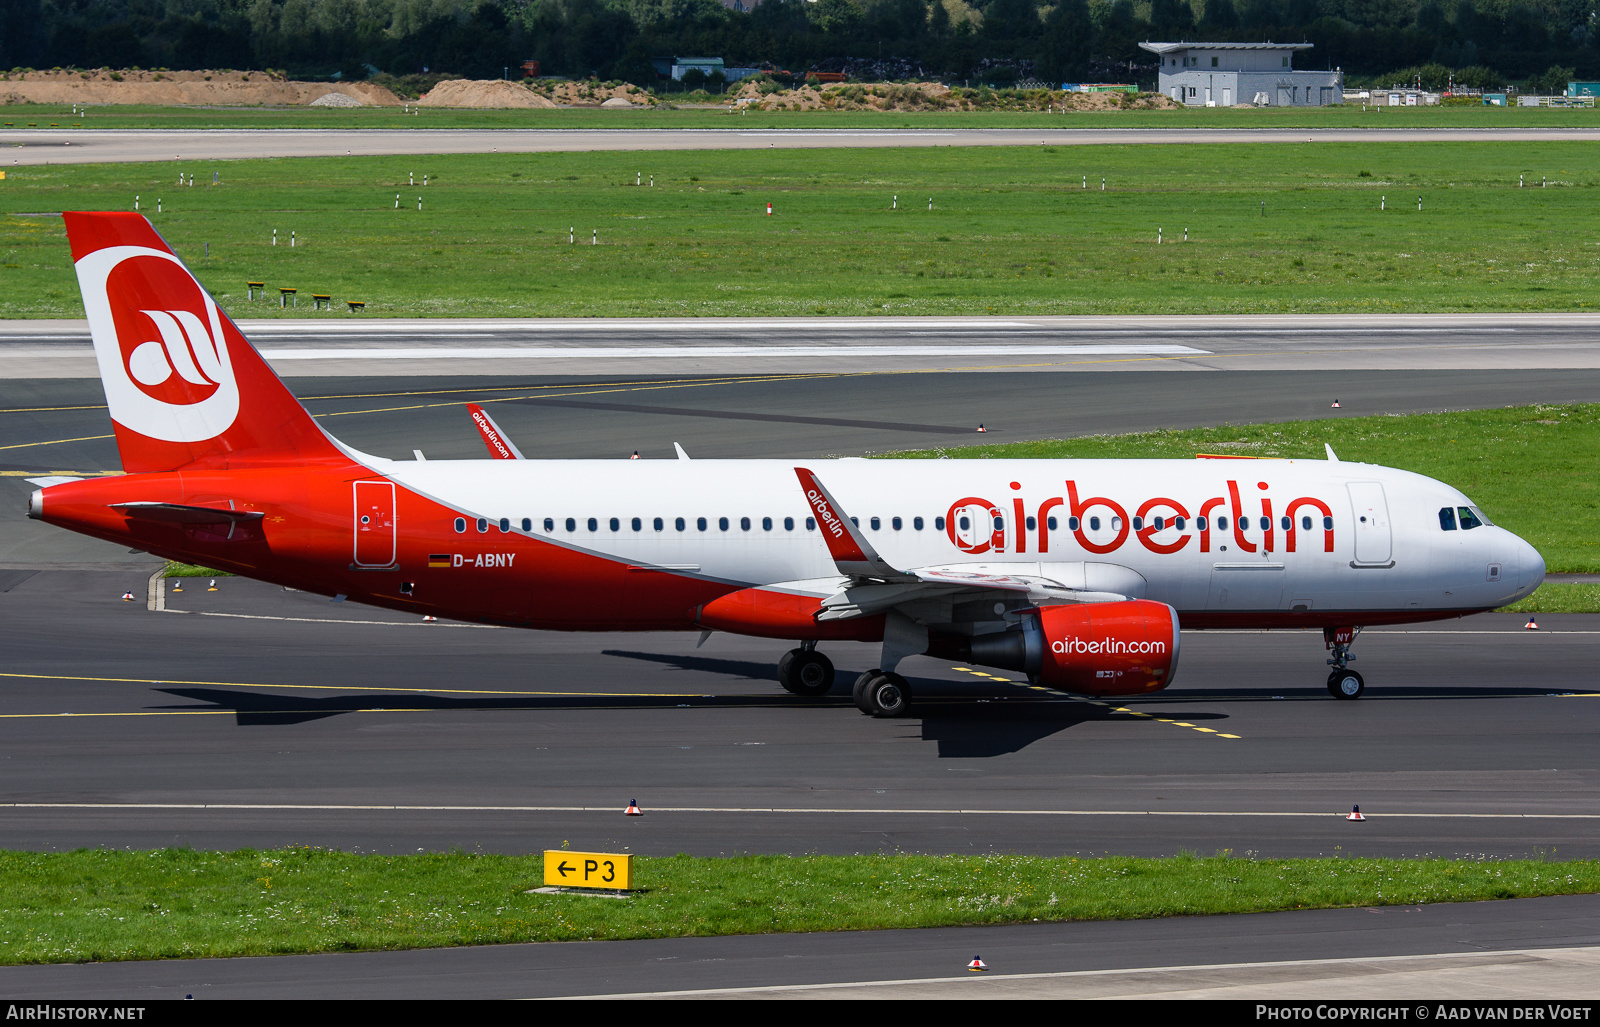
[{"xmin": 1211, "ymin": 56, "xmax": 1218, "ymax": 67}]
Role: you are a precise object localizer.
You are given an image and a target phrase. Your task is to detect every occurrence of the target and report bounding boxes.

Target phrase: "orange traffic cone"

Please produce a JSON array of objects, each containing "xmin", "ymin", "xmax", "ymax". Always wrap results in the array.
[
  {"xmin": 1347, "ymin": 805, "xmax": 1366, "ymax": 822},
  {"xmin": 1525, "ymin": 616, "xmax": 1539, "ymax": 630},
  {"xmin": 422, "ymin": 615, "xmax": 437, "ymax": 622},
  {"xmin": 976, "ymin": 424, "xmax": 987, "ymax": 433},
  {"xmin": 1331, "ymin": 399, "xmax": 1342, "ymax": 408},
  {"xmin": 121, "ymin": 591, "xmax": 135, "ymax": 601},
  {"xmin": 630, "ymin": 451, "xmax": 640, "ymax": 460},
  {"xmin": 968, "ymin": 956, "xmax": 988, "ymax": 971},
  {"xmin": 625, "ymin": 800, "xmax": 643, "ymax": 816}
]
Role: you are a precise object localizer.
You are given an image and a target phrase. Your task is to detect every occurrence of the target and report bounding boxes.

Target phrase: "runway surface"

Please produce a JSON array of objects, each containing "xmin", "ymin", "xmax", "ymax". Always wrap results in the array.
[
  {"xmin": 2, "ymin": 571, "xmax": 1598, "ymax": 860},
  {"xmin": 1, "ymin": 894, "xmax": 1597, "ymax": 998},
  {"xmin": 8, "ymin": 126, "xmax": 1600, "ymax": 166},
  {"xmin": 8, "ymin": 313, "xmax": 1600, "ymax": 378}
]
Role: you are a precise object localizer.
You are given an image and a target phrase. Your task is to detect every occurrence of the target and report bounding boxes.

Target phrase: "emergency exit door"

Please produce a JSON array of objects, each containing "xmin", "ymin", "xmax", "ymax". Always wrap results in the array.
[{"xmin": 353, "ymin": 480, "xmax": 397, "ymax": 567}]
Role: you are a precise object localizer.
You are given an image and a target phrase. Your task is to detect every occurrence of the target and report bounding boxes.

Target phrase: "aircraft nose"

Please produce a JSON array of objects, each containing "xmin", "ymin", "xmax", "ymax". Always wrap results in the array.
[{"xmin": 1510, "ymin": 532, "xmax": 1545, "ymax": 594}]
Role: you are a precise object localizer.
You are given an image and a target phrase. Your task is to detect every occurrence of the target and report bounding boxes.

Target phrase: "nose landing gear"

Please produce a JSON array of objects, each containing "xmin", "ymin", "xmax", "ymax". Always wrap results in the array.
[
  {"xmin": 777, "ymin": 642, "xmax": 835, "ymax": 696},
  {"xmin": 1325, "ymin": 626, "xmax": 1365, "ymax": 699}
]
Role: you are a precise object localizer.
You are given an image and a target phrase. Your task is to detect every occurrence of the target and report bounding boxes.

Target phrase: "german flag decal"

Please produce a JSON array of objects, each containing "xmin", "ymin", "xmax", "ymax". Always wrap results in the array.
[{"xmin": 428, "ymin": 554, "xmax": 451, "ymax": 568}]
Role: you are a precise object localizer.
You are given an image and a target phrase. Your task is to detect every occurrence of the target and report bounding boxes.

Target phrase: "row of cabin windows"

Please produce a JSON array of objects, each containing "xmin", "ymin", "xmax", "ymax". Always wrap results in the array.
[
  {"xmin": 1439, "ymin": 506, "xmax": 1487, "ymax": 531},
  {"xmin": 450, "ymin": 513, "xmax": 1337, "ymax": 535}
]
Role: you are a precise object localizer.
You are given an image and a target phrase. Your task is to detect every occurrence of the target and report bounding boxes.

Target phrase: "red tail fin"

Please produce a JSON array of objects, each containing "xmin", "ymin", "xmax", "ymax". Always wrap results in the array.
[{"xmin": 65, "ymin": 211, "xmax": 342, "ymax": 472}]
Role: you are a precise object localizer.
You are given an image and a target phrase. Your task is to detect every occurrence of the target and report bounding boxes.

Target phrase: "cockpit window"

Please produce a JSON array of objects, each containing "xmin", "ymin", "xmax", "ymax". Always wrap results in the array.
[
  {"xmin": 1439, "ymin": 507, "xmax": 1457, "ymax": 531},
  {"xmin": 1457, "ymin": 506, "xmax": 1483, "ymax": 530}
]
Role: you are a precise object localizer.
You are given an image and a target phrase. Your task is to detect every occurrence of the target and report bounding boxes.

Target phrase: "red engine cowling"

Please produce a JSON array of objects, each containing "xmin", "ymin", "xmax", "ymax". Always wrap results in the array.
[{"xmin": 1034, "ymin": 600, "xmax": 1180, "ymax": 695}]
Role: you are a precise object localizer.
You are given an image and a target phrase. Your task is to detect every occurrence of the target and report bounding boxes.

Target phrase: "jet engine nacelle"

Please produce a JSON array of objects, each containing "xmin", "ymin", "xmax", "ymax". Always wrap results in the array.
[{"xmin": 966, "ymin": 599, "xmax": 1180, "ymax": 696}]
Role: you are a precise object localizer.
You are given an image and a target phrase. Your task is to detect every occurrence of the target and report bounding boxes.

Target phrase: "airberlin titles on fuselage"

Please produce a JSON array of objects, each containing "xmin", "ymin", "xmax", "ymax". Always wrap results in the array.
[{"xmin": 943, "ymin": 479, "xmax": 1334, "ymax": 558}]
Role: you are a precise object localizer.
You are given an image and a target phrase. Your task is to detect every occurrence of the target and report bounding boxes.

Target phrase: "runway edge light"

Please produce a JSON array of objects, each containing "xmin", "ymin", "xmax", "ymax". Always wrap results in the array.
[
  {"xmin": 625, "ymin": 799, "xmax": 643, "ymax": 816},
  {"xmin": 1347, "ymin": 805, "xmax": 1366, "ymax": 822},
  {"xmin": 968, "ymin": 956, "xmax": 988, "ymax": 971}
]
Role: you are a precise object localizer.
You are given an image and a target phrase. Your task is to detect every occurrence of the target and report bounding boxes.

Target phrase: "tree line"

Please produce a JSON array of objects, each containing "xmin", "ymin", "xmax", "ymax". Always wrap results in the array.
[{"xmin": 5, "ymin": 0, "xmax": 1596, "ymax": 91}]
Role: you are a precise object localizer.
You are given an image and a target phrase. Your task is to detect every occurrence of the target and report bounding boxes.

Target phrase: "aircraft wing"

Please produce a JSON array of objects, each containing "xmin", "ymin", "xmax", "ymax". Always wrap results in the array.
[
  {"xmin": 814, "ymin": 565, "xmax": 1129, "ymax": 621},
  {"xmin": 466, "ymin": 403, "xmax": 524, "ymax": 460}
]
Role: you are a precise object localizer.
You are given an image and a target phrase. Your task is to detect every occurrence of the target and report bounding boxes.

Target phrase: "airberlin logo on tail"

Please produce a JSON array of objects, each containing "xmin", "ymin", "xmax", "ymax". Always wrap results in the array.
[
  {"xmin": 74, "ymin": 245, "xmax": 239, "ymax": 443},
  {"xmin": 805, "ymin": 488, "xmax": 847, "ymax": 540}
]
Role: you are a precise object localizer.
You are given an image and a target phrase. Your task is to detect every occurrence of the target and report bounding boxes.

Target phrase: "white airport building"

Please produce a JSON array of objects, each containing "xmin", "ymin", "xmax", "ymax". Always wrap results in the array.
[{"xmin": 1139, "ymin": 41, "xmax": 1343, "ymax": 107}]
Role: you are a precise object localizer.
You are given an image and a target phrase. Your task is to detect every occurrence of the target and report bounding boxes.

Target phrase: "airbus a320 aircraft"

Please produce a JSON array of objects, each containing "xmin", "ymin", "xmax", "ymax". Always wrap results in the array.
[{"xmin": 30, "ymin": 213, "xmax": 1546, "ymax": 716}]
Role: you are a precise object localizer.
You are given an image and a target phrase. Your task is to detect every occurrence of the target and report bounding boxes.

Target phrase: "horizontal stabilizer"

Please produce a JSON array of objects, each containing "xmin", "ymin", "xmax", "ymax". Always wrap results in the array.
[{"xmin": 111, "ymin": 502, "xmax": 264, "ymax": 524}]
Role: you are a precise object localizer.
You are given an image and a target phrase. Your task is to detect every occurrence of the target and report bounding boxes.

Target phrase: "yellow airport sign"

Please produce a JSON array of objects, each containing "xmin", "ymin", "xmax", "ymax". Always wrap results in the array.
[{"xmin": 544, "ymin": 850, "xmax": 633, "ymax": 890}]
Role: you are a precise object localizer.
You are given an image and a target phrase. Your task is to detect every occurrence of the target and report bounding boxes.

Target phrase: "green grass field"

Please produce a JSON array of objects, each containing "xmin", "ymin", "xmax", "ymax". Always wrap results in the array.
[
  {"xmin": 3, "ymin": 140, "xmax": 1598, "ymax": 318},
  {"xmin": 3, "ymin": 100, "xmax": 1598, "ymax": 130},
  {"xmin": 889, "ymin": 402, "xmax": 1600, "ymax": 575},
  {"xmin": 2, "ymin": 848, "xmax": 1594, "ymax": 963}
]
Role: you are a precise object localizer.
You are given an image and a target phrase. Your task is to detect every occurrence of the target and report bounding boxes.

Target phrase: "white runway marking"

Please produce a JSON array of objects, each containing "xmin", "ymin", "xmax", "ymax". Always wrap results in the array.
[
  {"xmin": 258, "ymin": 344, "xmax": 1213, "ymax": 360},
  {"xmin": 5, "ymin": 803, "xmax": 1597, "ymax": 818}
]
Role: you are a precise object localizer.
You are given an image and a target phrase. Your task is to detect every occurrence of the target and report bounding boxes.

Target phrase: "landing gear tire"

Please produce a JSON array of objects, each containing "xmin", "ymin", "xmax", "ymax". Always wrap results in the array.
[
  {"xmin": 862, "ymin": 673, "xmax": 913, "ymax": 718},
  {"xmin": 852, "ymin": 670, "xmax": 880, "ymax": 714},
  {"xmin": 1327, "ymin": 669, "xmax": 1365, "ymax": 700},
  {"xmin": 778, "ymin": 649, "xmax": 834, "ymax": 696}
]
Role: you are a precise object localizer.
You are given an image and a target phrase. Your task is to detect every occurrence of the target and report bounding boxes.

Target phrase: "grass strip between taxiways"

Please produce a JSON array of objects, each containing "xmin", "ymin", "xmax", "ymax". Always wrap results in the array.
[{"xmin": 1, "ymin": 849, "xmax": 1597, "ymax": 964}]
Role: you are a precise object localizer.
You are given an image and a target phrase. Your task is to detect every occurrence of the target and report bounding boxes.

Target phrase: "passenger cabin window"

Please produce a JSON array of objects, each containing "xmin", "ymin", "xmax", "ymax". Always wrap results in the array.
[
  {"xmin": 934, "ymin": 516, "xmax": 945, "ymax": 531},
  {"xmin": 718, "ymin": 517, "xmax": 729, "ymax": 531},
  {"xmin": 913, "ymin": 517, "xmax": 924, "ymax": 530},
  {"xmin": 1196, "ymin": 516, "xmax": 1207, "ymax": 531},
  {"xmin": 632, "ymin": 517, "xmax": 642, "ymax": 531},
  {"xmin": 675, "ymin": 517, "xmax": 686, "ymax": 531},
  {"xmin": 499, "ymin": 518, "xmax": 510, "ymax": 532},
  {"xmin": 565, "ymin": 517, "xmax": 576, "ymax": 532},
  {"xmin": 741, "ymin": 517, "xmax": 751, "ymax": 531},
  {"xmin": 763, "ymin": 517, "xmax": 773, "ymax": 531},
  {"xmin": 1067, "ymin": 516, "xmax": 1078, "ymax": 531},
  {"xmin": 543, "ymin": 517, "xmax": 554, "ymax": 532},
  {"xmin": 1089, "ymin": 517, "xmax": 1101, "ymax": 531},
  {"xmin": 1025, "ymin": 516, "xmax": 1036, "ymax": 530},
  {"xmin": 521, "ymin": 518, "xmax": 532, "ymax": 532},
  {"xmin": 654, "ymin": 517, "xmax": 664, "ymax": 531},
  {"xmin": 454, "ymin": 517, "xmax": 466, "ymax": 533},
  {"xmin": 1217, "ymin": 516, "xmax": 1228, "ymax": 530},
  {"xmin": 477, "ymin": 518, "xmax": 489, "ymax": 533},
  {"xmin": 1132, "ymin": 517, "xmax": 1144, "ymax": 531},
  {"xmin": 588, "ymin": 518, "xmax": 598, "ymax": 532},
  {"xmin": 1457, "ymin": 506, "xmax": 1483, "ymax": 530},
  {"xmin": 1301, "ymin": 515, "xmax": 1312, "ymax": 531},
  {"xmin": 870, "ymin": 517, "xmax": 880, "ymax": 531},
  {"xmin": 892, "ymin": 516, "xmax": 902, "ymax": 530},
  {"xmin": 698, "ymin": 517, "xmax": 708, "ymax": 531},
  {"xmin": 609, "ymin": 517, "xmax": 619, "ymax": 532},
  {"xmin": 806, "ymin": 517, "xmax": 816, "ymax": 531},
  {"xmin": 784, "ymin": 516, "xmax": 794, "ymax": 530},
  {"xmin": 1323, "ymin": 516, "xmax": 1333, "ymax": 530}
]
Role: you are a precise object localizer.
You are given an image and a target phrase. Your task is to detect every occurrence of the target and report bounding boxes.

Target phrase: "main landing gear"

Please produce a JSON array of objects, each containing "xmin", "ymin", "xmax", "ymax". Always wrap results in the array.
[
  {"xmin": 1324, "ymin": 626, "xmax": 1365, "ymax": 700},
  {"xmin": 852, "ymin": 670, "xmax": 913, "ymax": 718},
  {"xmin": 777, "ymin": 642, "xmax": 834, "ymax": 696}
]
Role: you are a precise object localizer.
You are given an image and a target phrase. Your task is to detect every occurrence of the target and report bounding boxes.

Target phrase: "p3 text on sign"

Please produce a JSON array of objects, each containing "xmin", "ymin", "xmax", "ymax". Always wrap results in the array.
[{"xmin": 544, "ymin": 850, "xmax": 633, "ymax": 890}]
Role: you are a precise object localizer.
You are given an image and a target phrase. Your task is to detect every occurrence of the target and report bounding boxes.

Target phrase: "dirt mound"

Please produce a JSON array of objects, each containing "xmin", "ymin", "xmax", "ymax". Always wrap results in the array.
[
  {"xmin": 416, "ymin": 79, "xmax": 558, "ymax": 108},
  {"xmin": 529, "ymin": 81, "xmax": 656, "ymax": 106},
  {"xmin": 600, "ymin": 96, "xmax": 641, "ymax": 108},
  {"xmin": 310, "ymin": 92, "xmax": 363, "ymax": 107},
  {"xmin": 0, "ymin": 68, "xmax": 401, "ymax": 106}
]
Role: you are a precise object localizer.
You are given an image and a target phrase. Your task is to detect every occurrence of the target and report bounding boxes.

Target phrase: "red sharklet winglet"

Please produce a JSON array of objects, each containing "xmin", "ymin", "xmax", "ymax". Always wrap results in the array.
[
  {"xmin": 466, "ymin": 403, "xmax": 524, "ymax": 460},
  {"xmin": 793, "ymin": 467, "xmax": 911, "ymax": 581},
  {"xmin": 62, "ymin": 211, "xmax": 343, "ymax": 474}
]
